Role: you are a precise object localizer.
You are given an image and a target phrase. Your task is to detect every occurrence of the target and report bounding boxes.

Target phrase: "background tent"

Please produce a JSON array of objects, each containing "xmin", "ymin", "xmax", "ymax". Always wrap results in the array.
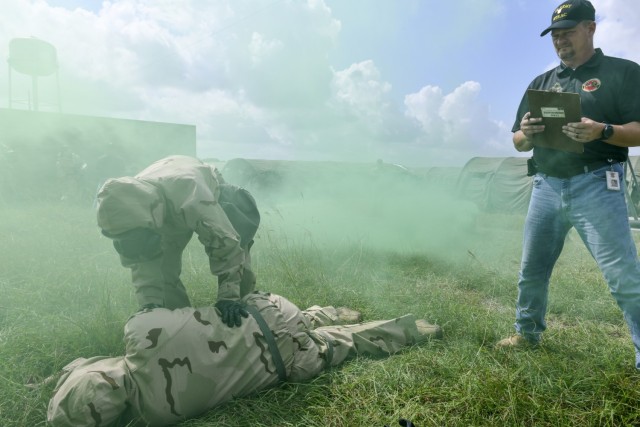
[
  {"xmin": 456, "ymin": 157, "xmax": 532, "ymax": 214},
  {"xmin": 411, "ymin": 166, "xmax": 463, "ymax": 194}
]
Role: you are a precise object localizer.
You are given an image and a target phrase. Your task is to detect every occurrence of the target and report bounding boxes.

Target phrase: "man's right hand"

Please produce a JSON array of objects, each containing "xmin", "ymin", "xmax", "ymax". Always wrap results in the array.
[
  {"xmin": 520, "ymin": 112, "xmax": 545, "ymax": 139},
  {"xmin": 514, "ymin": 111, "xmax": 543, "ymax": 152},
  {"xmin": 215, "ymin": 299, "xmax": 249, "ymax": 327}
]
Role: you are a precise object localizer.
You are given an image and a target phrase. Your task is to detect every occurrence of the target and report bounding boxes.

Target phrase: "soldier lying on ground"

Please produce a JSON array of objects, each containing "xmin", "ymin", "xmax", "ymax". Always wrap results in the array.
[
  {"xmin": 96, "ymin": 155, "xmax": 260, "ymax": 327},
  {"xmin": 47, "ymin": 291, "xmax": 442, "ymax": 426}
]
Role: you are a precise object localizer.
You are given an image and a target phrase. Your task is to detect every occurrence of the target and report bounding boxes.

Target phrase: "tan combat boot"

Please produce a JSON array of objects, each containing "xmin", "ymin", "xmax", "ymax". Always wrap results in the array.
[
  {"xmin": 335, "ymin": 307, "xmax": 362, "ymax": 324},
  {"xmin": 495, "ymin": 334, "xmax": 533, "ymax": 348},
  {"xmin": 415, "ymin": 319, "xmax": 443, "ymax": 341}
]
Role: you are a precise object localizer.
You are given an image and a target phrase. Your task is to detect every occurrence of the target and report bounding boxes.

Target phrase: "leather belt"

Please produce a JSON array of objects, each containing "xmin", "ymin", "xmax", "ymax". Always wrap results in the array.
[{"xmin": 540, "ymin": 160, "xmax": 613, "ymax": 179}]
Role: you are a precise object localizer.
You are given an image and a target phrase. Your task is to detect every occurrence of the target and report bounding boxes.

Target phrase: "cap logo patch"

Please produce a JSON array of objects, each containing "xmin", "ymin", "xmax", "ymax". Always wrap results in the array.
[
  {"xmin": 582, "ymin": 78, "xmax": 601, "ymax": 92},
  {"xmin": 553, "ymin": 13, "xmax": 568, "ymax": 21},
  {"xmin": 553, "ymin": 4, "xmax": 572, "ymax": 21}
]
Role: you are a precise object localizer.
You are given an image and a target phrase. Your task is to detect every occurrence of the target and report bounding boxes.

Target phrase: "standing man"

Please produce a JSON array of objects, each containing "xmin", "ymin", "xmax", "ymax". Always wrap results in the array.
[
  {"xmin": 96, "ymin": 155, "xmax": 260, "ymax": 327},
  {"xmin": 497, "ymin": 0, "xmax": 640, "ymax": 369}
]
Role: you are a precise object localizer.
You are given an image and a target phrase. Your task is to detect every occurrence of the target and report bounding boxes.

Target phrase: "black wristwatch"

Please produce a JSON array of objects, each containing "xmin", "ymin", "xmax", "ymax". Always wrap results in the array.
[{"xmin": 601, "ymin": 123, "xmax": 614, "ymax": 140}]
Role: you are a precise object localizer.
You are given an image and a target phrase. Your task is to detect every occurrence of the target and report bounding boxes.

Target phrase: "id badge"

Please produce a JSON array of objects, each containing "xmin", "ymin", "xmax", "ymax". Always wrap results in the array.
[{"xmin": 606, "ymin": 170, "xmax": 621, "ymax": 191}]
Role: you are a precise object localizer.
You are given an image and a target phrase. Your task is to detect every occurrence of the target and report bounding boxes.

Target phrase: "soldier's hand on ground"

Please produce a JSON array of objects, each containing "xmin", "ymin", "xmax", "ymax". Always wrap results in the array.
[{"xmin": 215, "ymin": 299, "xmax": 249, "ymax": 327}]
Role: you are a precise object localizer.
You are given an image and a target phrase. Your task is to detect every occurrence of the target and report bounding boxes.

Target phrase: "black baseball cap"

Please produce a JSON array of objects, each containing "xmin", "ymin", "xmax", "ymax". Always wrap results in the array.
[{"xmin": 540, "ymin": 0, "xmax": 596, "ymax": 37}]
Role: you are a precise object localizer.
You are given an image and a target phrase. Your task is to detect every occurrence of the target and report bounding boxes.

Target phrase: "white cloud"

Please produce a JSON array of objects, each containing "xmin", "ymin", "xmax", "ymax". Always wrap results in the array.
[
  {"xmin": 248, "ymin": 32, "xmax": 283, "ymax": 66},
  {"xmin": 404, "ymin": 85, "xmax": 444, "ymax": 138},
  {"xmin": 404, "ymin": 81, "xmax": 512, "ymax": 156},
  {"xmin": 596, "ymin": 0, "xmax": 640, "ymax": 64},
  {"xmin": 2, "ymin": 0, "xmax": 341, "ymax": 149},
  {"xmin": 0, "ymin": 0, "xmax": 634, "ymax": 167},
  {"xmin": 330, "ymin": 60, "xmax": 392, "ymax": 122}
]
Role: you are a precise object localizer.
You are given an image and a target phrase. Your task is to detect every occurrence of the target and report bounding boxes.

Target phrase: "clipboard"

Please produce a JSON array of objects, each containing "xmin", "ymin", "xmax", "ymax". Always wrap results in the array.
[{"xmin": 527, "ymin": 89, "xmax": 584, "ymax": 153}]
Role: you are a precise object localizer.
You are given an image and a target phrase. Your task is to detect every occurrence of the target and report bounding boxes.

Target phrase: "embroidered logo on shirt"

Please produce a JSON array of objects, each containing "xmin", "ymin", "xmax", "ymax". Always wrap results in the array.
[
  {"xmin": 582, "ymin": 78, "xmax": 601, "ymax": 92},
  {"xmin": 549, "ymin": 83, "xmax": 563, "ymax": 93}
]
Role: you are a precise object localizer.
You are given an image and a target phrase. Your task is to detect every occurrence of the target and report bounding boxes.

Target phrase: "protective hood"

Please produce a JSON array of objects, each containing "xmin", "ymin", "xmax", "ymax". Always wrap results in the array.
[
  {"xmin": 47, "ymin": 357, "xmax": 133, "ymax": 427},
  {"xmin": 97, "ymin": 177, "xmax": 164, "ymax": 236}
]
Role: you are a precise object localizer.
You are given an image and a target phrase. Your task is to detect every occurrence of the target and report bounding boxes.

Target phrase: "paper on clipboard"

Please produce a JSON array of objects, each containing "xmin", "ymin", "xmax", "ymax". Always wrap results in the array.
[{"xmin": 527, "ymin": 89, "xmax": 584, "ymax": 153}]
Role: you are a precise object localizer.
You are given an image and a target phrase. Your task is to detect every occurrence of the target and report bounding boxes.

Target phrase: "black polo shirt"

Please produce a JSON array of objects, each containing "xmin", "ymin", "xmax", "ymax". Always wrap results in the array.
[{"xmin": 512, "ymin": 49, "xmax": 640, "ymax": 175}]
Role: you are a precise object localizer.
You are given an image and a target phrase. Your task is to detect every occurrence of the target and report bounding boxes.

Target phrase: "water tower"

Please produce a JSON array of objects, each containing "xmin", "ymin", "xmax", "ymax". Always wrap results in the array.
[{"xmin": 7, "ymin": 37, "xmax": 61, "ymax": 111}]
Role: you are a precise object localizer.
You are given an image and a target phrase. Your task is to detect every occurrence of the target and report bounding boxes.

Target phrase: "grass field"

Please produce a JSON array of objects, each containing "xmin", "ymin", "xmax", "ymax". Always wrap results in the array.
[{"xmin": 2, "ymin": 192, "xmax": 640, "ymax": 427}]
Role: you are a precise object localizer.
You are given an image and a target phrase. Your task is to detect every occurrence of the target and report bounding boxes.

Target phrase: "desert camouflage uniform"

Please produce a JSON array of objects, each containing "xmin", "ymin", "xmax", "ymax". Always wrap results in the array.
[
  {"xmin": 47, "ymin": 292, "xmax": 424, "ymax": 426},
  {"xmin": 96, "ymin": 155, "xmax": 259, "ymax": 309}
]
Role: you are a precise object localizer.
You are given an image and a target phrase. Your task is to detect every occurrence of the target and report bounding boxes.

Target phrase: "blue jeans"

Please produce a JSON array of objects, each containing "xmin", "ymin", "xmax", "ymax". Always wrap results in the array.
[{"xmin": 516, "ymin": 163, "xmax": 640, "ymax": 368}]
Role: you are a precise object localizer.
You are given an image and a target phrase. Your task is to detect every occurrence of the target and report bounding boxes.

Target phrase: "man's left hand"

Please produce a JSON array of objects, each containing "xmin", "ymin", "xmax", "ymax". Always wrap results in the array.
[{"xmin": 563, "ymin": 117, "xmax": 604, "ymax": 143}]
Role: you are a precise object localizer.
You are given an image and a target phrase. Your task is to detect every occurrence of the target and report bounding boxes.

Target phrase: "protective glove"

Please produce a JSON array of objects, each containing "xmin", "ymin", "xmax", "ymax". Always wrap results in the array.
[{"xmin": 215, "ymin": 299, "xmax": 249, "ymax": 327}]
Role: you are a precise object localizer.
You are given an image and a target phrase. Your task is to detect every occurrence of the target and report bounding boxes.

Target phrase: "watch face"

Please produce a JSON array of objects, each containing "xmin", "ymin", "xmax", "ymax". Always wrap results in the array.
[{"xmin": 603, "ymin": 124, "xmax": 614, "ymax": 139}]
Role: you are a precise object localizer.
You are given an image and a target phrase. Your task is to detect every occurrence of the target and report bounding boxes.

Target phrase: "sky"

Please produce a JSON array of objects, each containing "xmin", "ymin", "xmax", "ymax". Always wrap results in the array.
[{"xmin": 1, "ymin": 0, "xmax": 639, "ymax": 168}]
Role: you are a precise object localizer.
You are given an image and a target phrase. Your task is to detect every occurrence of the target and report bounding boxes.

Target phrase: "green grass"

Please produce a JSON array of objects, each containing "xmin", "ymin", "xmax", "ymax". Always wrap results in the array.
[{"xmin": 1, "ymin": 202, "xmax": 640, "ymax": 426}]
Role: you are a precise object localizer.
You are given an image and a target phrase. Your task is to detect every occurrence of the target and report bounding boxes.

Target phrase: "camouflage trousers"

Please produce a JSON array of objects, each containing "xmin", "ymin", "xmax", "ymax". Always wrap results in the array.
[{"xmin": 280, "ymin": 294, "xmax": 423, "ymax": 381}]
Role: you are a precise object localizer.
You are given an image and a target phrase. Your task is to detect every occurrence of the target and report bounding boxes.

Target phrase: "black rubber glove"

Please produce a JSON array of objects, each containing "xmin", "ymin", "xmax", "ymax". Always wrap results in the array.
[{"xmin": 215, "ymin": 299, "xmax": 249, "ymax": 327}]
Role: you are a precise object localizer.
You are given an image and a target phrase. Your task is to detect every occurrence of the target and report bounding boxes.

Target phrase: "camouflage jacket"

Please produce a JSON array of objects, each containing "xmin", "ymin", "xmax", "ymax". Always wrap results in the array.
[{"xmin": 97, "ymin": 155, "xmax": 257, "ymax": 301}]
